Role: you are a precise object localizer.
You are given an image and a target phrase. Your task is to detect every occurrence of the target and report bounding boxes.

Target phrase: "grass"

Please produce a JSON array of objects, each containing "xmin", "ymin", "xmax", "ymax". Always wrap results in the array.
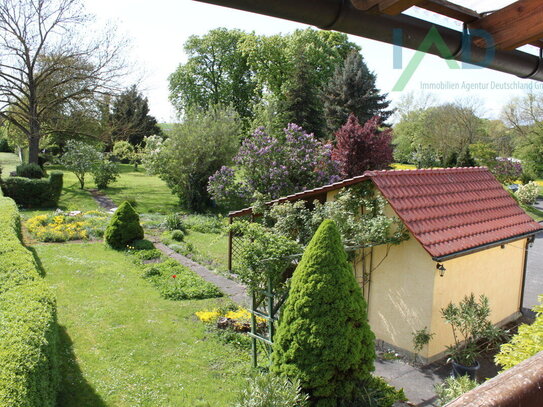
[
  {"xmin": 35, "ymin": 242, "xmax": 249, "ymax": 406},
  {"xmin": 103, "ymin": 164, "xmax": 179, "ymax": 214},
  {"xmin": 391, "ymin": 163, "xmax": 417, "ymax": 170},
  {"xmin": 184, "ymin": 231, "xmax": 229, "ymax": 271},
  {"xmin": 0, "ymin": 151, "xmax": 21, "ymax": 174}
]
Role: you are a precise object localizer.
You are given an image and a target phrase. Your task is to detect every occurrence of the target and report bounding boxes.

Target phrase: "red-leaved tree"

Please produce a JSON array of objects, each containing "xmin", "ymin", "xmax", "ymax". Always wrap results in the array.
[{"xmin": 332, "ymin": 114, "xmax": 393, "ymax": 178}]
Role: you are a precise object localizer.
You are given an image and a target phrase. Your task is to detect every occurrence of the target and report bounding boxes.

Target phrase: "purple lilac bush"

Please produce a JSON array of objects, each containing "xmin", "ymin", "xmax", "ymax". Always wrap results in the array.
[
  {"xmin": 208, "ymin": 124, "xmax": 340, "ymax": 205},
  {"xmin": 491, "ymin": 158, "xmax": 523, "ymax": 184}
]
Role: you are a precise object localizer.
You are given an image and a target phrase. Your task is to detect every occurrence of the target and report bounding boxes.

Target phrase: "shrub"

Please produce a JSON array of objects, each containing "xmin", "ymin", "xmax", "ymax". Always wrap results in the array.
[
  {"xmin": 491, "ymin": 158, "xmax": 523, "ymax": 184},
  {"xmin": 0, "ymin": 137, "xmax": 12, "ymax": 152},
  {"xmin": 0, "ymin": 195, "xmax": 60, "ymax": 406},
  {"xmin": 515, "ymin": 181, "xmax": 539, "ymax": 205},
  {"xmin": 171, "ymin": 229, "xmax": 185, "ymax": 241},
  {"xmin": 441, "ymin": 294, "xmax": 507, "ymax": 367},
  {"xmin": 104, "ymin": 201, "xmax": 144, "ymax": 249},
  {"xmin": 129, "ymin": 249, "xmax": 162, "ymax": 261},
  {"xmin": 2, "ymin": 172, "xmax": 63, "ymax": 208},
  {"xmin": 435, "ymin": 376, "xmax": 478, "ymax": 406},
  {"xmin": 495, "ymin": 296, "xmax": 543, "ymax": 371},
  {"xmin": 141, "ymin": 259, "xmax": 222, "ymax": 300},
  {"xmin": 272, "ymin": 220, "xmax": 375, "ymax": 405},
  {"xmin": 131, "ymin": 239, "xmax": 155, "ymax": 250},
  {"xmin": 16, "ymin": 163, "xmax": 44, "ymax": 179},
  {"xmin": 235, "ymin": 373, "xmax": 309, "ymax": 407},
  {"xmin": 163, "ymin": 213, "xmax": 186, "ymax": 232},
  {"xmin": 92, "ymin": 159, "xmax": 119, "ymax": 189}
]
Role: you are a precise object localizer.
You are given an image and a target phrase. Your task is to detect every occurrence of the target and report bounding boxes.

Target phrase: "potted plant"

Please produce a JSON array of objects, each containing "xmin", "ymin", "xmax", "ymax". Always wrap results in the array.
[{"xmin": 441, "ymin": 293, "xmax": 506, "ymax": 379}]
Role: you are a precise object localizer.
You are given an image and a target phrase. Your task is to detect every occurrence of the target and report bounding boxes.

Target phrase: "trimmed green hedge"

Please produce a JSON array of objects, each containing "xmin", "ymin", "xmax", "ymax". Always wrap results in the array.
[
  {"xmin": 0, "ymin": 195, "xmax": 60, "ymax": 406},
  {"xmin": 1, "ymin": 172, "xmax": 63, "ymax": 208}
]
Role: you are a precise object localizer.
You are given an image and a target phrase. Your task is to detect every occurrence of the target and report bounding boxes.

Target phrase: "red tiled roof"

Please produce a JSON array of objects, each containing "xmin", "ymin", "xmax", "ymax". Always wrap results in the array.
[
  {"xmin": 229, "ymin": 167, "xmax": 542, "ymax": 260},
  {"xmin": 367, "ymin": 167, "xmax": 543, "ymax": 260}
]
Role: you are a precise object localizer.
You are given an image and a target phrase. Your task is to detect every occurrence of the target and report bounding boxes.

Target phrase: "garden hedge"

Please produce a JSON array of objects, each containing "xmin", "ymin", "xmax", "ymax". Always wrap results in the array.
[
  {"xmin": 1, "ymin": 172, "xmax": 63, "ymax": 208},
  {"xmin": 0, "ymin": 194, "xmax": 60, "ymax": 406}
]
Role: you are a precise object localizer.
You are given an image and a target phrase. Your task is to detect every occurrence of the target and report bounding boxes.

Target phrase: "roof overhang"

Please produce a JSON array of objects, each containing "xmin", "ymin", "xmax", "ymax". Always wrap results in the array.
[{"xmin": 194, "ymin": 0, "xmax": 543, "ymax": 81}]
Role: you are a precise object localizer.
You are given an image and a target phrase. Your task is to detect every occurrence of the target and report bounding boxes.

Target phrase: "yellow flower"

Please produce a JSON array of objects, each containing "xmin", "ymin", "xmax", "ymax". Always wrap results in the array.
[{"xmin": 195, "ymin": 310, "xmax": 220, "ymax": 323}]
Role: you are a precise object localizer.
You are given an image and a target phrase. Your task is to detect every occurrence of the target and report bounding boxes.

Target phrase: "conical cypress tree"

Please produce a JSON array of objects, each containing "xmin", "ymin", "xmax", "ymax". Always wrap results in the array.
[
  {"xmin": 323, "ymin": 51, "xmax": 392, "ymax": 134},
  {"xmin": 272, "ymin": 219, "xmax": 375, "ymax": 406},
  {"xmin": 104, "ymin": 201, "xmax": 144, "ymax": 249}
]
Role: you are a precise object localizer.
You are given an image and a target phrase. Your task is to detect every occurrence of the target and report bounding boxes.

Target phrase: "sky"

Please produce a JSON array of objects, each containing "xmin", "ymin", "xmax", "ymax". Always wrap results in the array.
[{"xmin": 84, "ymin": 0, "xmax": 542, "ymax": 123}]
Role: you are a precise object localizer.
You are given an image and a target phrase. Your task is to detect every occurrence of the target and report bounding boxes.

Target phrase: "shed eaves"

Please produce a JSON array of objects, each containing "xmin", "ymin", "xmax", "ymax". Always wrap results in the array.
[
  {"xmin": 229, "ymin": 167, "xmax": 542, "ymax": 260},
  {"xmin": 367, "ymin": 167, "xmax": 543, "ymax": 260}
]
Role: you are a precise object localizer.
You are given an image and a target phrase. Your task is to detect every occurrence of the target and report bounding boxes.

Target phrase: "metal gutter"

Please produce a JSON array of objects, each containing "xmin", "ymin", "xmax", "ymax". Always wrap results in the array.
[
  {"xmin": 194, "ymin": 0, "xmax": 543, "ymax": 81},
  {"xmin": 431, "ymin": 231, "xmax": 539, "ymax": 262}
]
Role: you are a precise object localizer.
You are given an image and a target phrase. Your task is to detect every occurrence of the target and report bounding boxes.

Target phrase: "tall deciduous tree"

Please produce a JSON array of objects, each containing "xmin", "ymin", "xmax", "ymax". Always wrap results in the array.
[
  {"xmin": 332, "ymin": 114, "xmax": 393, "ymax": 179},
  {"xmin": 168, "ymin": 28, "xmax": 257, "ymax": 122},
  {"xmin": 323, "ymin": 51, "xmax": 392, "ymax": 134},
  {"xmin": 0, "ymin": 0, "xmax": 127, "ymax": 164},
  {"xmin": 109, "ymin": 85, "xmax": 161, "ymax": 147}
]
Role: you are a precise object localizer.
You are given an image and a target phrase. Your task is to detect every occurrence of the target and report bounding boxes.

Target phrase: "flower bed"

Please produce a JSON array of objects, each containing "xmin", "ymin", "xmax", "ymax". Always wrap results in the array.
[
  {"xmin": 26, "ymin": 211, "xmax": 110, "ymax": 242},
  {"xmin": 141, "ymin": 259, "xmax": 222, "ymax": 300}
]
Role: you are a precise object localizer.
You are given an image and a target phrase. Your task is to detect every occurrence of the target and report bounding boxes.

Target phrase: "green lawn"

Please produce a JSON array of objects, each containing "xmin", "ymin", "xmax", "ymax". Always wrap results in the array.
[
  {"xmin": 184, "ymin": 231, "xmax": 229, "ymax": 271},
  {"xmin": 35, "ymin": 242, "xmax": 249, "ymax": 406},
  {"xmin": 103, "ymin": 164, "xmax": 179, "ymax": 214},
  {"xmin": 0, "ymin": 151, "xmax": 21, "ymax": 174}
]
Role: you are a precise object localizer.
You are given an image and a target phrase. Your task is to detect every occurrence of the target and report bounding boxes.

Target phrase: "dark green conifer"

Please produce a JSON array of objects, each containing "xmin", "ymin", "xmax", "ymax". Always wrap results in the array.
[
  {"xmin": 272, "ymin": 219, "xmax": 375, "ymax": 406},
  {"xmin": 323, "ymin": 51, "xmax": 392, "ymax": 134},
  {"xmin": 104, "ymin": 201, "xmax": 144, "ymax": 249}
]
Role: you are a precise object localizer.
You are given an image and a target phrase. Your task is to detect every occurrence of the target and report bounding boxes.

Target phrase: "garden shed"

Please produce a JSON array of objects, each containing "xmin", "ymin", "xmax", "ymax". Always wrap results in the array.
[{"xmin": 229, "ymin": 167, "xmax": 543, "ymax": 362}]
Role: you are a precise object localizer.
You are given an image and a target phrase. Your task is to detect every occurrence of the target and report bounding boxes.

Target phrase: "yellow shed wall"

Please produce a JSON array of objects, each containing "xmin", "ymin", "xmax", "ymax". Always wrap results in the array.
[
  {"xmin": 428, "ymin": 239, "xmax": 527, "ymax": 358},
  {"xmin": 364, "ymin": 233, "xmax": 437, "ymax": 359}
]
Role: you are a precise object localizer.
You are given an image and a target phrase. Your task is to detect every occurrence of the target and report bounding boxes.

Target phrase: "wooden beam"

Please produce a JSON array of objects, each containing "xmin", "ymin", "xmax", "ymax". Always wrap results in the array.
[
  {"xmin": 351, "ymin": 0, "xmax": 423, "ymax": 15},
  {"xmin": 418, "ymin": 0, "xmax": 479, "ymax": 22},
  {"xmin": 468, "ymin": 0, "xmax": 543, "ymax": 50}
]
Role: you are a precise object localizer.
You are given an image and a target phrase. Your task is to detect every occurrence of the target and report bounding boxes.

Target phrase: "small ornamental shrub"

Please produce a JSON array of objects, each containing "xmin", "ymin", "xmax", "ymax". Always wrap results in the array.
[
  {"xmin": 272, "ymin": 219, "xmax": 375, "ymax": 406},
  {"xmin": 495, "ymin": 296, "xmax": 543, "ymax": 371},
  {"xmin": 435, "ymin": 376, "xmax": 478, "ymax": 406},
  {"xmin": 131, "ymin": 239, "xmax": 155, "ymax": 250},
  {"xmin": 16, "ymin": 163, "xmax": 44, "ymax": 179},
  {"xmin": 441, "ymin": 294, "xmax": 507, "ymax": 367},
  {"xmin": 141, "ymin": 259, "xmax": 222, "ymax": 300},
  {"xmin": 515, "ymin": 181, "xmax": 539, "ymax": 205},
  {"xmin": 104, "ymin": 201, "xmax": 144, "ymax": 249},
  {"xmin": 234, "ymin": 373, "xmax": 309, "ymax": 407},
  {"xmin": 92, "ymin": 159, "xmax": 119, "ymax": 189},
  {"xmin": 171, "ymin": 229, "xmax": 185, "ymax": 241}
]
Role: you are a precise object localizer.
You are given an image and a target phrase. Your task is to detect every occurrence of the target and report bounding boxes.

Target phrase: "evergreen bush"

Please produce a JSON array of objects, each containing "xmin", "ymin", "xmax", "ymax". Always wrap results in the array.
[
  {"xmin": 2, "ymin": 172, "xmax": 63, "ymax": 208},
  {"xmin": 16, "ymin": 163, "xmax": 44, "ymax": 179},
  {"xmin": 104, "ymin": 201, "xmax": 144, "ymax": 249},
  {"xmin": 0, "ymin": 195, "xmax": 60, "ymax": 406},
  {"xmin": 271, "ymin": 219, "xmax": 375, "ymax": 406}
]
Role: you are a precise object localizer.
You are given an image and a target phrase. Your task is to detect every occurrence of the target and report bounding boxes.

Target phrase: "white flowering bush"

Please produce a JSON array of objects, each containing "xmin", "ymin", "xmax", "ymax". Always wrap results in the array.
[{"xmin": 515, "ymin": 181, "xmax": 539, "ymax": 205}]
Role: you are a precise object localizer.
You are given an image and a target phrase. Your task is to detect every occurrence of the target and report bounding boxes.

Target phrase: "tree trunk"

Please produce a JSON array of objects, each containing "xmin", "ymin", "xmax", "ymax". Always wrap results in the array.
[{"xmin": 28, "ymin": 102, "xmax": 40, "ymax": 165}]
